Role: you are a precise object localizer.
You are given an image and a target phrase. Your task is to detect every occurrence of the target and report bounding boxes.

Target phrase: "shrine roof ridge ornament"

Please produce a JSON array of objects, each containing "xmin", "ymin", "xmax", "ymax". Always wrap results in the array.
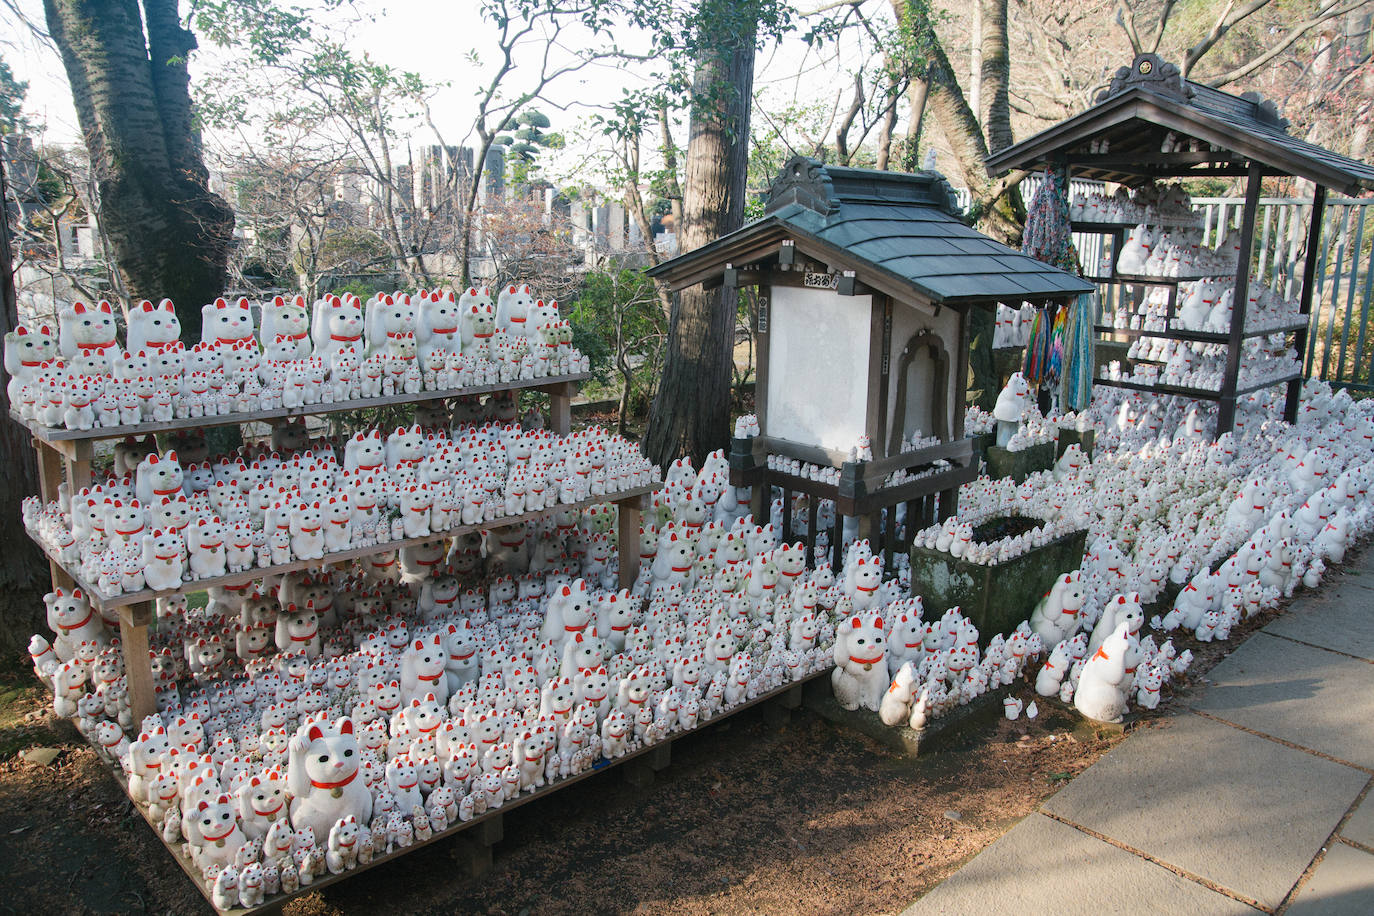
[
  {"xmin": 1096, "ymin": 53, "xmax": 1289, "ymax": 132},
  {"xmin": 765, "ymin": 156, "xmax": 963, "ymax": 220}
]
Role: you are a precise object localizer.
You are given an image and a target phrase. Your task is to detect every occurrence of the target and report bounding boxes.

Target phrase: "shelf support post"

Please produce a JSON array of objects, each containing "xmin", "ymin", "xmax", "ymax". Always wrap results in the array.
[
  {"xmin": 616, "ymin": 494, "xmax": 642, "ymax": 591},
  {"xmin": 119, "ymin": 601, "xmax": 157, "ymax": 725},
  {"xmin": 548, "ymin": 391, "xmax": 571, "ymax": 435},
  {"xmin": 1288, "ymin": 184, "xmax": 1327, "ymax": 423},
  {"xmin": 1217, "ymin": 161, "xmax": 1264, "ymax": 436},
  {"xmin": 36, "ymin": 442, "xmax": 74, "ymax": 589}
]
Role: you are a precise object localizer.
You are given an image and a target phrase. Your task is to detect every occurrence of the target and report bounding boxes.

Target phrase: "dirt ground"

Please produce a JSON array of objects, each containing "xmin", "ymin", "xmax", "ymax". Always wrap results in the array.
[{"xmin": 0, "ymin": 569, "xmax": 1298, "ymax": 916}]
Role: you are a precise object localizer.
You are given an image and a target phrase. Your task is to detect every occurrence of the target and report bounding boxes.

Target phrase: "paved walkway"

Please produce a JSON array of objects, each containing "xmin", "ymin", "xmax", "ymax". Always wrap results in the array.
[{"xmin": 904, "ymin": 550, "xmax": 1374, "ymax": 915}]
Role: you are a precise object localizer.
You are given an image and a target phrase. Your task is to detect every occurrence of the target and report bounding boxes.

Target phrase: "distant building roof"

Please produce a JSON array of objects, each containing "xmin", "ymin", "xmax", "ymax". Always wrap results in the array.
[
  {"xmin": 646, "ymin": 157, "xmax": 1093, "ymax": 307},
  {"xmin": 986, "ymin": 53, "xmax": 1374, "ymax": 196}
]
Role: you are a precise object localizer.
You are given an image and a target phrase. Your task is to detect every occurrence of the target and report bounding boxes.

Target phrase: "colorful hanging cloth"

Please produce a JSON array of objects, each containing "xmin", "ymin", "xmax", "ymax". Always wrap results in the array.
[{"xmin": 1020, "ymin": 167, "xmax": 1094, "ymax": 407}]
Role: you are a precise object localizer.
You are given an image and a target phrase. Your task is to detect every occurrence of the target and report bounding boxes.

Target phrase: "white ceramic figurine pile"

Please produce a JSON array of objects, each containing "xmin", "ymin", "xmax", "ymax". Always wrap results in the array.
[
  {"xmin": 992, "ymin": 303, "xmax": 1038, "ymax": 349},
  {"xmin": 1071, "ymin": 182, "xmax": 1200, "ymax": 228},
  {"xmin": 1114, "ymin": 224, "xmax": 1238, "ymax": 278},
  {"xmin": 21, "ymin": 421, "xmax": 655, "ymax": 598},
  {"xmin": 1105, "ymin": 332, "xmax": 1300, "ymax": 391},
  {"xmin": 865, "ymin": 375, "xmax": 1371, "ymax": 730},
  {"xmin": 1109, "ymin": 275, "xmax": 1300, "ymax": 337},
  {"xmin": 3, "ymin": 284, "xmax": 588, "ymax": 432},
  {"xmin": 26, "ymin": 453, "xmax": 905, "ymax": 908}
]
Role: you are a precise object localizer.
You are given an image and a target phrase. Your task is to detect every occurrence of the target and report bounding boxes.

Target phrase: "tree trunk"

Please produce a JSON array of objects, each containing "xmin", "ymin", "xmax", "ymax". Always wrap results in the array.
[
  {"xmin": 900, "ymin": 77, "xmax": 930, "ymax": 171},
  {"xmin": 979, "ymin": 0, "xmax": 1013, "ymax": 155},
  {"xmin": 0, "ymin": 152, "xmax": 49, "ymax": 658},
  {"xmin": 898, "ymin": 0, "xmax": 1022, "ymax": 244},
  {"xmin": 643, "ymin": 0, "xmax": 757, "ymax": 471},
  {"xmin": 43, "ymin": 0, "xmax": 233, "ymax": 342},
  {"xmin": 876, "ymin": 71, "xmax": 900, "ymax": 170},
  {"xmin": 970, "ymin": 0, "xmax": 983, "ymax": 120}
]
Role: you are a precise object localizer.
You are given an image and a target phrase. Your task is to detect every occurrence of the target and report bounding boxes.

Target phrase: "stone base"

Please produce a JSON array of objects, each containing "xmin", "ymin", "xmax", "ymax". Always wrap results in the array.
[
  {"xmin": 909, "ymin": 527, "xmax": 1088, "ymax": 645},
  {"xmin": 804, "ymin": 677, "xmax": 1013, "ymax": 757},
  {"xmin": 1055, "ymin": 427, "xmax": 1095, "ymax": 460},
  {"xmin": 987, "ymin": 442, "xmax": 1056, "ymax": 483}
]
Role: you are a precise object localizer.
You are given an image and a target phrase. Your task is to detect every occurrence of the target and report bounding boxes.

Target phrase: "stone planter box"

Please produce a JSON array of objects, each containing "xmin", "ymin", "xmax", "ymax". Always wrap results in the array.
[
  {"xmin": 1056, "ymin": 427, "xmax": 1095, "ymax": 460},
  {"xmin": 910, "ymin": 526, "xmax": 1088, "ymax": 645},
  {"xmin": 804, "ymin": 676, "xmax": 1013, "ymax": 757},
  {"xmin": 986, "ymin": 441, "xmax": 1056, "ymax": 483}
]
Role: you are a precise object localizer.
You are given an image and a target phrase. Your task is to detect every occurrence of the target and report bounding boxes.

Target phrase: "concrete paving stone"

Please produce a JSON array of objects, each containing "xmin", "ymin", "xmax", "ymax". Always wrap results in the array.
[
  {"xmin": 1340, "ymin": 793, "xmax": 1374, "ymax": 849},
  {"xmin": 1041, "ymin": 713, "xmax": 1367, "ymax": 911},
  {"xmin": 1192, "ymin": 632, "xmax": 1374, "ymax": 768},
  {"xmin": 902, "ymin": 813, "xmax": 1256, "ymax": 916},
  {"xmin": 1283, "ymin": 843, "xmax": 1374, "ymax": 916},
  {"xmin": 1264, "ymin": 576, "xmax": 1374, "ymax": 661}
]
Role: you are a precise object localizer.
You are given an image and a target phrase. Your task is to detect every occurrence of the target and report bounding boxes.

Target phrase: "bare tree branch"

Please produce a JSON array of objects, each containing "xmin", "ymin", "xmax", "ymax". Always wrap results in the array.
[{"xmin": 1204, "ymin": 0, "xmax": 1370, "ymax": 87}]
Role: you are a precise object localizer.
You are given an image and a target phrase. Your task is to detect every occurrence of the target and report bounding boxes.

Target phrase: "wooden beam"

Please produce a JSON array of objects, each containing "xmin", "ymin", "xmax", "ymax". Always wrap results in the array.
[
  {"xmin": 616, "ymin": 496, "xmax": 642, "ymax": 591},
  {"xmin": 1288, "ymin": 185, "xmax": 1326, "ymax": 423},
  {"xmin": 865, "ymin": 296, "xmax": 888, "ymax": 460},
  {"xmin": 755, "ymin": 287, "xmax": 770, "ymax": 438},
  {"xmin": 119, "ymin": 603, "xmax": 157, "ymax": 725},
  {"xmin": 1217, "ymin": 161, "xmax": 1264, "ymax": 436}
]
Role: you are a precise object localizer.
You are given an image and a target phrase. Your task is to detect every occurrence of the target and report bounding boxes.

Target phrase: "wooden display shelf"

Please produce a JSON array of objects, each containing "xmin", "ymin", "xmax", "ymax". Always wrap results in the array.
[
  {"xmin": 1093, "ymin": 322, "xmax": 1307, "ymax": 343},
  {"xmin": 1095, "ymin": 372, "xmax": 1301, "ymax": 400},
  {"xmin": 8, "ymin": 372, "xmax": 590, "ymax": 456},
  {"xmin": 27, "ymin": 482, "xmax": 656, "ymax": 613},
  {"xmin": 1072, "ymin": 218, "xmax": 1202, "ymax": 232},
  {"xmin": 1086, "ymin": 272, "xmax": 1217, "ymax": 284},
  {"xmin": 106, "ymin": 669, "xmax": 827, "ymax": 915},
  {"xmin": 1094, "ymin": 323, "xmax": 1227, "ymax": 344},
  {"xmin": 20, "ymin": 364, "xmax": 642, "ymax": 731}
]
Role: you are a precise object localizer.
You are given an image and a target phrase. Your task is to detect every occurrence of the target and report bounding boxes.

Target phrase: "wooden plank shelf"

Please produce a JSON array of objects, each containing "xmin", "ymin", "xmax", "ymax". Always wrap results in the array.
[
  {"xmin": 1094, "ymin": 372, "xmax": 1302, "ymax": 401},
  {"xmin": 1094, "ymin": 324, "xmax": 1228, "ymax": 344},
  {"xmin": 105, "ymin": 669, "xmax": 828, "ymax": 915},
  {"xmin": 1094, "ymin": 322, "xmax": 1307, "ymax": 343},
  {"xmin": 27, "ymin": 483, "xmax": 657, "ymax": 612},
  {"xmin": 1071, "ymin": 219, "xmax": 1202, "ymax": 233},
  {"xmin": 1086, "ymin": 272, "xmax": 1217, "ymax": 285},
  {"xmin": 8, "ymin": 372, "xmax": 590, "ymax": 451}
]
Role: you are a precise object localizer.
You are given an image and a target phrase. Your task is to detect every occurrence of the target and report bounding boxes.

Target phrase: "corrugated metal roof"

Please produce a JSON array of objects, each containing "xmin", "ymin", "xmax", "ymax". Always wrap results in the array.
[{"xmin": 646, "ymin": 158, "xmax": 1094, "ymax": 306}]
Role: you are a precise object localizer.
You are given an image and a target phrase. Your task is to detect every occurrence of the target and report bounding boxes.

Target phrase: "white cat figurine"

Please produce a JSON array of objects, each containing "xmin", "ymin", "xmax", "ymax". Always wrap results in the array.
[{"xmin": 287, "ymin": 717, "xmax": 373, "ymax": 848}]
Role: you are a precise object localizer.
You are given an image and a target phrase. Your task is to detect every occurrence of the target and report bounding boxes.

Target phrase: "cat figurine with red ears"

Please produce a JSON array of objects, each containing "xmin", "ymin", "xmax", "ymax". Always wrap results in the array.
[
  {"xmin": 260, "ymin": 295, "xmax": 312, "ymax": 359},
  {"xmin": 237, "ymin": 767, "xmax": 288, "ymax": 841},
  {"xmin": 135, "ymin": 451, "xmax": 185, "ymax": 506},
  {"xmin": 44, "ymin": 587, "xmax": 105, "ymax": 661},
  {"xmin": 289, "ymin": 501, "xmax": 326, "ymax": 560},
  {"xmin": 186, "ymin": 516, "xmax": 228, "ymax": 579},
  {"xmin": 142, "ymin": 528, "xmax": 187, "ymax": 591},
  {"xmin": 125, "ymin": 298, "xmax": 181, "ymax": 353},
  {"xmin": 312, "ymin": 294, "xmax": 365, "ymax": 361},
  {"xmin": 187, "ymin": 792, "xmax": 246, "ymax": 874},
  {"xmin": 326, "ymin": 815, "xmax": 362, "ymax": 873},
  {"xmin": 831, "ymin": 615, "xmax": 889, "ymax": 711},
  {"xmin": 400, "ymin": 634, "xmax": 449, "ymax": 706},
  {"xmin": 5, "ymin": 323, "xmax": 57, "ymax": 404},
  {"xmin": 496, "ymin": 284, "xmax": 535, "ymax": 337},
  {"xmin": 202, "ymin": 296, "xmax": 255, "ymax": 347},
  {"xmin": 287, "ymin": 717, "xmax": 373, "ymax": 847},
  {"xmin": 59, "ymin": 300, "xmax": 120, "ymax": 373}
]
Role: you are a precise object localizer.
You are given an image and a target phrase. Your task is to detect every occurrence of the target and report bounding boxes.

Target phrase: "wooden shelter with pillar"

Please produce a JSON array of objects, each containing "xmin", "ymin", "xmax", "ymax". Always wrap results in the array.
[
  {"xmin": 647, "ymin": 157, "xmax": 1092, "ymax": 572},
  {"xmin": 986, "ymin": 53, "xmax": 1374, "ymax": 433}
]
